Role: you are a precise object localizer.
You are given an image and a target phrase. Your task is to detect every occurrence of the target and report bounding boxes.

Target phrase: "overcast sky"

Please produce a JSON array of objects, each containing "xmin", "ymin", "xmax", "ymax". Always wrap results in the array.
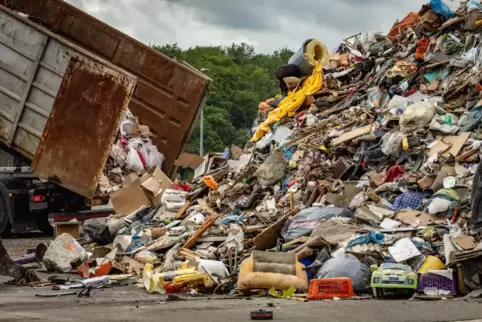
[{"xmin": 66, "ymin": 0, "xmax": 435, "ymax": 53}]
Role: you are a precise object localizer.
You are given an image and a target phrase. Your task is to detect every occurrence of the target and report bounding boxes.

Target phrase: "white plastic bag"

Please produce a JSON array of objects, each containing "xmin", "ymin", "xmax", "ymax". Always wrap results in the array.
[
  {"xmin": 461, "ymin": 48, "xmax": 478, "ymax": 64},
  {"xmin": 125, "ymin": 147, "xmax": 144, "ymax": 174},
  {"xmin": 145, "ymin": 140, "xmax": 165, "ymax": 169}
]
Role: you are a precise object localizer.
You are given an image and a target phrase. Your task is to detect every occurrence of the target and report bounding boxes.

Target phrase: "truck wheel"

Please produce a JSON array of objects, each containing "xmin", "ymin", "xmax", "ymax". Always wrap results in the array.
[
  {"xmin": 0, "ymin": 187, "xmax": 12, "ymax": 237},
  {"xmin": 35, "ymin": 213, "xmax": 53, "ymax": 235}
]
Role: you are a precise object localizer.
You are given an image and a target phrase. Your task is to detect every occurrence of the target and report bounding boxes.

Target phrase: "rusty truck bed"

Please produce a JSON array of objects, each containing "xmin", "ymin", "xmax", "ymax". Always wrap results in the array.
[
  {"xmin": 0, "ymin": 7, "xmax": 137, "ymax": 198},
  {"xmin": 5, "ymin": 0, "xmax": 212, "ymax": 176}
]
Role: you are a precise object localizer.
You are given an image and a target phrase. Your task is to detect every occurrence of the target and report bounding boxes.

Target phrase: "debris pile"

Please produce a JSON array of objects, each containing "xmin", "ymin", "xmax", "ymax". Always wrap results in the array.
[{"xmin": 15, "ymin": 0, "xmax": 482, "ymax": 301}]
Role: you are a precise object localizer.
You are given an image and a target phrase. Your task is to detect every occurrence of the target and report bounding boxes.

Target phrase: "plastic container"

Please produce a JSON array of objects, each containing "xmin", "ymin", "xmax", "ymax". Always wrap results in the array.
[
  {"xmin": 418, "ymin": 256, "xmax": 445, "ymax": 273},
  {"xmin": 307, "ymin": 278, "xmax": 355, "ymax": 300},
  {"xmin": 417, "ymin": 273, "xmax": 456, "ymax": 294},
  {"xmin": 203, "ymin": 176, "xmax": 218, "ymax": 190}
]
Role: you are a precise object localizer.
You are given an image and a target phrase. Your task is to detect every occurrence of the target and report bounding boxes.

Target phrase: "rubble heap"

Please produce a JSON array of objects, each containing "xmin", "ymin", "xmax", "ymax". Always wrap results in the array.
[{"xmin": 18, "ymin": 0, "xmax": 482, "ymax": 300}]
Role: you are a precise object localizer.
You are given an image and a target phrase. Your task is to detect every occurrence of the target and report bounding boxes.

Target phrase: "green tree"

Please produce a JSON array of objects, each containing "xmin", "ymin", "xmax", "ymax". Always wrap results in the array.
[{"xmin": 152, "ymin": 43, "xmax": 294, "ymax": 154}]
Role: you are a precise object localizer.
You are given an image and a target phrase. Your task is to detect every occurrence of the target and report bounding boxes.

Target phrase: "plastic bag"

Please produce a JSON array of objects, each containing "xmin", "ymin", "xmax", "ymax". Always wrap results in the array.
[
  {"xmin": 381, "ymin": 132, "xmax": 405, "ymax": 157},
  {"xmin": 429, "ymin": 0, "xmax": 455, "ymax": 19},
  {"xmin": 125, "ymin": 147, "xmax": 144, "ymax": 174},
  {"xmin": 281, "ymin": 207, "xmax": 354, "ymax": 242},
  {"xmin": 467, "ymin": 0, "xmax": 482, "ymax": 9},
  {"xmin": 461, "ymin": 48, "xmax": 478, "ymax": 64},
  {"xmin": 400, "ymin": 101, "xmax": 436, "ymax": 133},
  {"xmin": 429, "ymin": 113, "xmax": 460, "ymax": 134},
  {"xmin": 315, "ymin": 255, "xmax": 371, "ymax": 293},
  {"xmin": 145, "ymin": 140, "xmax": 165, "ymax": 169}
]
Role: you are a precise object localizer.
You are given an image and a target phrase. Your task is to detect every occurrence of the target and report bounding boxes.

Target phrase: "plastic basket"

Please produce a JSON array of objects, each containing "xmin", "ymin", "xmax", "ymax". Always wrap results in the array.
[
  {"xmin": 307, "ymin": 278, "xmax": 355, "ymax": 300},
  {"xmin": 417, "ymin": 273, "xmax": 456, "ymax": 294}
]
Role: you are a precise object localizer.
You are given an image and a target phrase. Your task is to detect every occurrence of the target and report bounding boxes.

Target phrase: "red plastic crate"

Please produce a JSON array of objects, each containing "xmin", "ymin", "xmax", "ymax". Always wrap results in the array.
[{"xmin": 307, "ymin": 278, "xmax": 355, "ymax": 300}]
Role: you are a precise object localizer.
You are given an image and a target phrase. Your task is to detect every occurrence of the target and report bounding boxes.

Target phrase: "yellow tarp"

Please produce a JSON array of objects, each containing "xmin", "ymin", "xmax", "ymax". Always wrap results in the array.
[{"xmin": 250, "ymin": 61, "xmax": 324, "ymax": 142}]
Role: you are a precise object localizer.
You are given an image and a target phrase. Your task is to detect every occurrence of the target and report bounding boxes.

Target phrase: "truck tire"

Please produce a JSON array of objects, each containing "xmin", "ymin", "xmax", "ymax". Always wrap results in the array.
[{"xmin": 0, "ymin": 187, "xmax": 12, "ymax": 237}]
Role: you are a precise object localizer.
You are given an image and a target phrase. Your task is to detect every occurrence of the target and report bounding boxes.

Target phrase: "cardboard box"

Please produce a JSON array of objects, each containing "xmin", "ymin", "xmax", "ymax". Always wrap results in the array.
[
  {"xmin": 174, "ymin": 153, "xmax": 204, "ymax": 169},
  {"xmin": 140, "ymin": 167, "xmax": 173, "ymax": 206},
  {"xmin": 175, "ymin": 152, "xmax": 223, "ymax": 180},
  {"xmin": 55, "ymin": 222, "xmax": 81, "ymax": 239},
  {"xmin": 110, "ymin": 167, "xmax": 172, "ymax": 216}
]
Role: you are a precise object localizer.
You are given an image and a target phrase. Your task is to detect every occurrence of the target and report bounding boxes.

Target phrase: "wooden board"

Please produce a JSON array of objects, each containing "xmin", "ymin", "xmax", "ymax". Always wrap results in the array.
[
  {"xmin": 442, "ymin": 132, "xmax": 470, "ymax": 157},
  {"xmin": 332, "ymin": 124, "xmax": 373, "ymax": 146},
  {"xmin": 282, "ymin": 236, "xmax": 310, "ymax": 248},
  {"xmin": 253, "ymin": 208, "xmax": 300, "ymax": 250},
  {"xmin": 429, "ymin": 141, "xmax": 450, "ymax": 156},
  {"xmin": 182, "ymin": 214, "xmax": 220, "ymax": 249},
  {"xmin": 175, "ymin": 201, "xmax": 191, "ymax": 219}
]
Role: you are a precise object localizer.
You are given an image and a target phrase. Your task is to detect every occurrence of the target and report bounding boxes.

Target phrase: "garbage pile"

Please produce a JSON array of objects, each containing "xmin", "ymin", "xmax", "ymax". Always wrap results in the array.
[{"xmin": 15, "ymin": 0, "xmax": 482, "ymax": 300}]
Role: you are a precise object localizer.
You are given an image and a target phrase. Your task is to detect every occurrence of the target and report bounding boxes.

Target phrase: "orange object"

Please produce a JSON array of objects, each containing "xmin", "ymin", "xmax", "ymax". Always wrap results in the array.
[
  {"xmin": 476, "ymin": 80, "xmax": 482, "ymax": 93},
  {"xmin": 416, "ymin": 37, "xmax": 430, "ymax": 60},
  {"xmin": 77, "ymin": 261, "xmax": 112, "ymax": 278},
  {"xmin": 203, "ymin": 176, "xmax": 218, "ymax": 190},
  {"xmin": 182, "ymin": 213, "xmax": 221, "ymax": 249},
  {"xmin": 258, "ymin": 98, "xmax": 274, "ymax": 110},
  {"xmin": 307, "ymin": 278, "xmax": 355, "ymax": 300},
  {"xmin": 388, "ymin": 12, "xmax": 420, "ymax": 38},
  {"xmin": 339, "ymin": 54, "xmax": 349, "ymax": 67}
]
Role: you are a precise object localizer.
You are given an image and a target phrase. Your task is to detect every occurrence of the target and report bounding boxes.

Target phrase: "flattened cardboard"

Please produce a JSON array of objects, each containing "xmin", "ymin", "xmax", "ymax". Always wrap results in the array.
[
  {"xmin": 193, "ymin": 152, "xmax": 223, "ymax": 180},
  {"xmin": 230, "ymin": 144, "xmax": 243, "ymax": 160},
  {"xmin": 140, "ymin": 167, "xmax": 173, "ymax": 206},
  {"xmin": 111, "ymin": 167, "xmax": 173, "ymax": 215},
  {"xmin": 111, "ymin": 178, "xmax": 151, "ymax": 216},
  {"xmin": 442, "ymin": 132, "xmax": 470, "ymax": 157},
  {"xmin": 175, "ymin": 153, "xmax": 205, "ymax": 169}
]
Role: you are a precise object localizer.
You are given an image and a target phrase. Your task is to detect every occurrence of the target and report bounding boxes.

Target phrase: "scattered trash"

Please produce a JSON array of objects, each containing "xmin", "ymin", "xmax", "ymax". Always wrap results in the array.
[{"xmin": 7, "ymin": 0, "xmax": 482, "ymax": 304}]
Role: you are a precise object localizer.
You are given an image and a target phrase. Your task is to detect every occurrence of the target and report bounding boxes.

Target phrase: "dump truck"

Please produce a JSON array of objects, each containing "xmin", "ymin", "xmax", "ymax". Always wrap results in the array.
[{"xmin": 0, "ymin": 5, "xmax": 211, "ymax": 236}]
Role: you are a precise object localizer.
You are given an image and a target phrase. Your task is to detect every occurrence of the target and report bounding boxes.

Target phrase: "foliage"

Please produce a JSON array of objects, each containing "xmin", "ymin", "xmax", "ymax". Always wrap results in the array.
[{"xmin": 152, "ymin": 43, "xmax": 294, "ymax": 154}]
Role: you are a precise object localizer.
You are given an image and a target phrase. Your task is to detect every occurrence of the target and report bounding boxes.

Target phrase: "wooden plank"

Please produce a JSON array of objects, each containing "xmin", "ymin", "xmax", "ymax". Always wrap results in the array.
[
  {"xmin": 456, "ymin": 149, "xmax": 478, "ymax": 161},
  {"xmin": 197, "ymin": 236, "xmax": 228, "ymax": 243},
  {"xmin": 282, "ymin": 236, "xmax": 310, "ymax": 248},
  {"xmin": 332, "ymin": 124, "xmax": 373, "ymax": 146},
  {"xmin": 182, "ymin": 213, "xmax": 220, "ymax": 249},
  {"xmin": 442, "ymin": 132, "xmax": 470, "ymax": 157},
  {"xmin": 253, "ymin": 208, "xmax": 300, "ymax": 250},
  {"xmin": 175, "ymin": 201, "xmax": 191, "ymax": 219},
  {"xmin": 245, "ymin": 224, "xmax": 267, "ymax": 233}
]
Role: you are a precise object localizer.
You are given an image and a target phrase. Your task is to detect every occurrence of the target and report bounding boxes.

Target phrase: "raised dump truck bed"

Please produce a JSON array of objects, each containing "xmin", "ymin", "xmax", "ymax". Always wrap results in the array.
[
  {"xmin": 6, "ymin": 0, "xmax": 212, "ymax": 176},
  {"xmin": 0, "ymin": 6, "xmax": 137, "ymax": 199}
]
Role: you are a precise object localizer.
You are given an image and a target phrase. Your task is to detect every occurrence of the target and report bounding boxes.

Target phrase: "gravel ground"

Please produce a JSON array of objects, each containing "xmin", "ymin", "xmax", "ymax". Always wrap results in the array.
[{"xmin": 2, "ymin": 233, "xmax": 53, "ymax": 258}]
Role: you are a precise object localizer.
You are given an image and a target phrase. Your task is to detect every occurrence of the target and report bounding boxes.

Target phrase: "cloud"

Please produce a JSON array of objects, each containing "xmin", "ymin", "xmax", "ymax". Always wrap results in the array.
[{"xmin": 66, "ymin": 0, "xmax": 429, "ymax": 53}]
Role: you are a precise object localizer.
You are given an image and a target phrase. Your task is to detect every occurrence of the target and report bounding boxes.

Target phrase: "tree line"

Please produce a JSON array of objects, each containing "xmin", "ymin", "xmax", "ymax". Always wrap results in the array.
[{"xmin": 153, "ymin": 43, "xmax": 294, "ymax": 154}]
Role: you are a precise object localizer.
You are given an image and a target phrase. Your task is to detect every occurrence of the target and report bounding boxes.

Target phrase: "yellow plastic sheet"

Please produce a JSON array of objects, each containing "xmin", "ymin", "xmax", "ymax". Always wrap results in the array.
[{"xmin": 251, "ymin": 61, "xmax": 324, "ymax": 142}]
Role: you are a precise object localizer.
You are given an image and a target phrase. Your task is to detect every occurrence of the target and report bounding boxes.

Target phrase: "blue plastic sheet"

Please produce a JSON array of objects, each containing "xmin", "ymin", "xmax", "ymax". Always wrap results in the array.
[
  {"xmin": 346, "ymin": 232, "xmax": 385, "ymax": 249},
  {"xmin": 429, "ymin": 0, "xmax": 455, "ymax": 19}
]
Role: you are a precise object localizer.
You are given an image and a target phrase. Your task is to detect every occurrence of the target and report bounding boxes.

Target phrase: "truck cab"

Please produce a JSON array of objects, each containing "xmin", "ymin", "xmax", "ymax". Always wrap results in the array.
[{"xmin": 0, "ymin": 149, "xmax": 89, "ymax": 235}]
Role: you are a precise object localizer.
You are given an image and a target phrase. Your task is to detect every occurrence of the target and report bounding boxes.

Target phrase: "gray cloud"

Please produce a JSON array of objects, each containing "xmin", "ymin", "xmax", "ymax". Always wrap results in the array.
[{"xmin": 65, "ymin": 0, "xmax": 434, "ymax": 53}]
